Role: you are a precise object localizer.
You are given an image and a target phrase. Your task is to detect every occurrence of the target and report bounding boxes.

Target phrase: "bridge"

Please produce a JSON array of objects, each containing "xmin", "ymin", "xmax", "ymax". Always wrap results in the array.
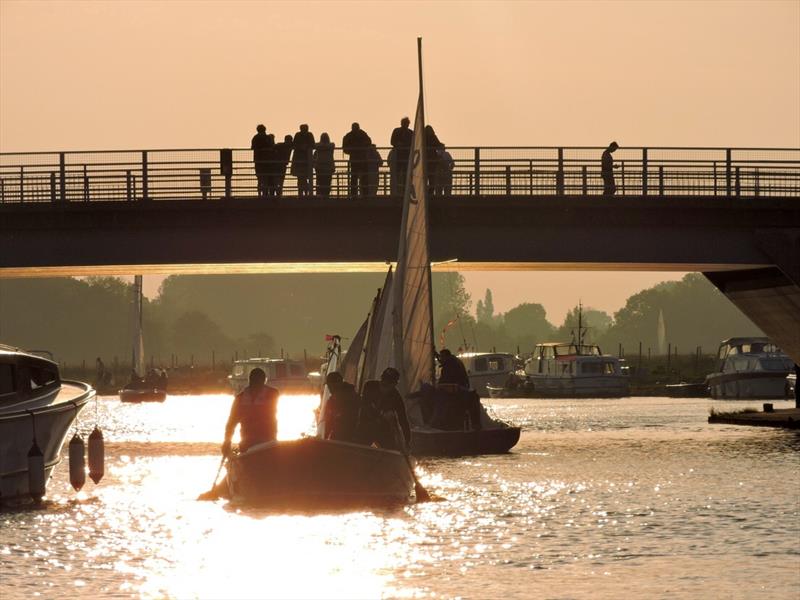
[{"xmin": 1, "ymin": 146, "xmax": 799, "ymax": 362}]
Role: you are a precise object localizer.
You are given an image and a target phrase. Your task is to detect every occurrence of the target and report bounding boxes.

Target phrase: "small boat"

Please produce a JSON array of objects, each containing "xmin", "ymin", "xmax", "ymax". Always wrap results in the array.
[
  {"xmin": 227, "ymin": 436, "xmax": 415, "ymax": 507},
  {"xmin": 228, "ymin": 358, "xmax": 315, "ymax": 395},
  {"xmin": 119, "ymin": 275, "xmax": 166, "ymax": 403},
  {"xmin": 664, "ymin": 382, "xmax": 709, "ymax": 398},
  {"xmin": 0, "ymin": 345, "xmax": 95, "ymax": 504},
  {"xmin": 458, "ymin": 352, "xmax": 516, "ymax": 397},
  {"xmin": 706, "ymin": 337, "xmax": 794, "ymax": 399}
]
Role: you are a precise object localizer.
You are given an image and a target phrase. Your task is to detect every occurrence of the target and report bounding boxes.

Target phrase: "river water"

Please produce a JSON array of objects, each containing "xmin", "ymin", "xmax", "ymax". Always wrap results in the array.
[{"xmin": 1, "ymin": 394, "xmax": 798, "ymax": 599}]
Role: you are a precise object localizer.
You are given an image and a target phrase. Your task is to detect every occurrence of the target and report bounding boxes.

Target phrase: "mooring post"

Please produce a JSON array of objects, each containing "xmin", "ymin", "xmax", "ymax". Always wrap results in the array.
[
  {"xmin": 59, "ymin": 152, "xmax": 66, "ymax": 202},
  {"xmin": 474, "ymin": 147, "xmax": 481, "ymax": 196}
]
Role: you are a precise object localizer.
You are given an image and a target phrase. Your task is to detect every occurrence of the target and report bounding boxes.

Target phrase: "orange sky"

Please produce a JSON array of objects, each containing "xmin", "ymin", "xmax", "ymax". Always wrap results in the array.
[{"xmin": 2, "ymin": 1, "xmax": 798, "ymax": 322}]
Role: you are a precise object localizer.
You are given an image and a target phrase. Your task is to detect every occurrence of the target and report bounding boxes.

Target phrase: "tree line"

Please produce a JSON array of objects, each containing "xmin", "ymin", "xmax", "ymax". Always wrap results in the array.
[{"xmin": 0, "ymin": 272, "xmax": 761, "ymax": 367}]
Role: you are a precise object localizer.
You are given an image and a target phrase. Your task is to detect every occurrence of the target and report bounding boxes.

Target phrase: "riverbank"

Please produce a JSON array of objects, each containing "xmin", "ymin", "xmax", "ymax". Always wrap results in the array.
[{"xmin": 708, "ymin": 406, "xmax": 800, "ymax": 429}]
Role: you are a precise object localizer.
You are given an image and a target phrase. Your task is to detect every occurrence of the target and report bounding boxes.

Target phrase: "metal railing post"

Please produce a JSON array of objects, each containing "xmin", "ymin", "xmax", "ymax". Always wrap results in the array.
[
  {"xmin": 621, "ymin": 161, "xmax": 626, "ymax": 195},
  {"xmin": 529, "ymin": 160, "xmax": 533, "ymax": 194},
  {"xmin": 0, "ymin": 178, "xmax": 4, "ymax": 203},
  {"xmin": 141, "ymin": 151, "xmax": 149, "ymax": 201},
  {"xmin": 126, "ymin": 171, "xmax": 133, "ymax": 201},
  {"xmin": 735, "ymin": 166, "xmax": 741, "ymax": 197},
  {"xmin": 754, "ymin": 167, "xmax": 760, "ymax": 197},
  {"xmin": 642, "ymin": 148, "xmax": 648, "ymax": 196},
  {"xmin": 19, "ymin": 166, "xmax": 24, "ymax": 202},
  {"xmin": 725, "ymin": 149, "xmax": 732, "ymax": 196},
  {"xmin": 556, "ymin": 147, "xmax": 564, "ymax": 195},
  {"xmin": 474, "ymin": 148, "xmax": 481, "ymax": 196},
  {"xmin": 505, "ymin": 165, "xmax": 511, "ymax": 195},
  {"xmin": 59, "ymin": 152, "xmax": 66, "ymax": 202},
  {"xmin": 220, "ymin": 148, "xmax": 232, "ymax": 198},
  {"xmin": 658, "ymin": 165, "xmax": 664, "ymax": 196},
  {"xmin": 50, "ymin": 172, "xmax": 57, "ymax": 202},
  {"xmin": 713, "ymin": 161, "xmax": 718, "ymax": 195},
  {"xmin": 83, "ymin": 165, "xmax": 89, "ymax": 201},
  {"xmin": 582, "ymin": 165, "xmax": 588, "ymax": 194}
]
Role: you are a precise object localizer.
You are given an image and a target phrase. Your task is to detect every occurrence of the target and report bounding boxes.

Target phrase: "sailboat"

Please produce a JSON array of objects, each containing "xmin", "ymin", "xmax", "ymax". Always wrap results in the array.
[
  {"xmin": 119, "ymin": 276, "xmax": 166, "ymax": 403},
  {"xmin": 333, "ymin": 43, "xmax": 520, "ymax": 457}
]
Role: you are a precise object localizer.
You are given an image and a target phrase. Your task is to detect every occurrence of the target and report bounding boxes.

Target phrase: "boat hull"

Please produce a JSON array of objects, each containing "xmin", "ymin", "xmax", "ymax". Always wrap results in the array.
[
  {"xmin": 410, "ymin": 426, "xmax": 521, "ymax": 457},
  {"xmin": 503, "ymin": 375, "xmax": 629, "ymax": 398},
  {"xmin": 0, "ymin": 381, "xmax": 94, "ymax": 504},
  {"xmin": 227, "ymin": 437, "xmax": 415, "ymax": 507},
  {"xmin": 707, "ymin": 372, "xmax": 791, "ymax": 400},
  {"xmin": 119, "ymin": 388, "xmax": 167, "ymax": 403}
]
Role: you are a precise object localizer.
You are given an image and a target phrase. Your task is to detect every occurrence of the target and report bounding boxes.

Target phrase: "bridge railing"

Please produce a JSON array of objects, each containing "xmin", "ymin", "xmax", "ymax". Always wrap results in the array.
[{"xmin": 0, "ymin": 147, "xmax": 798, "ymax": 203}]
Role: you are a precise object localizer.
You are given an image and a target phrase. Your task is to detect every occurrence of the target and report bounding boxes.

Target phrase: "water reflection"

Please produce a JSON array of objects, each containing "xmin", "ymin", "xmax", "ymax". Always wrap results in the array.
[{"xmin": 1, "ymin": 395, "xmax": 798, "ymax": 599}]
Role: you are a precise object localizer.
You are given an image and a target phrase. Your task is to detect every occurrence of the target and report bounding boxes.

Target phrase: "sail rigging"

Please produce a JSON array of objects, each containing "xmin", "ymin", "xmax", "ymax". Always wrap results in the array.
[{"xmin": 393, "ymin": 38, "xmax": 436, "ymax": 397}]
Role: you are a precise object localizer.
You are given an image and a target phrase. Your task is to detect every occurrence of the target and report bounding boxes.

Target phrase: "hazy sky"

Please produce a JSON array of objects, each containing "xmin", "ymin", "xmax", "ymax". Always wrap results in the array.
[{"xmin": 2, "ymin": 1, "xmax": 798, "ymax": 322}]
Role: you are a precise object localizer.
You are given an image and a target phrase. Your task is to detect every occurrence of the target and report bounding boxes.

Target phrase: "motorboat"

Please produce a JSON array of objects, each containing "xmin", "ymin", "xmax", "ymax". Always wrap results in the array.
[
  {"xmin": 458, "ymin": 352, "xmax": 516, "ymax": 397},
  {"xmin": 228, "ymin": 358, "xmax": 315, "ymax": 395},
  {"xmin": 226, "ymin": 436, "xmax": 415, "ymax": 507},
  {"xmin": 119, "ymin": 276, "xmax": 166, "ymax": 403},
  {"xmin": 706, "ymin": 337, "xmax": 794, "ymax": 399},
  {"xmin": 0, "ymin": 345, "xmax": 95, "ymax": 504}
]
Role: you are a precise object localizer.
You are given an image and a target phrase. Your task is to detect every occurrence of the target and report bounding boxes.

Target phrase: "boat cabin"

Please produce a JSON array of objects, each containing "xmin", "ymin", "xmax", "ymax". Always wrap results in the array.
[
  {"xmin": 524, "ymin": 343, "xmax": 622, "ymax": 378},
  {"xmin": 228, "ymin": 358, "xmax": 311, "ymax": 394},
  {"xmin": 715, "ymin": 337, "xmax": 792, "ymax": 374},
  {"xmin": 0, "ymin": 346, "xmax": 60, "ymax": 406},
  {"xmin": 457, "ymin": 352, "xmax": 516, "ymax": 396}
]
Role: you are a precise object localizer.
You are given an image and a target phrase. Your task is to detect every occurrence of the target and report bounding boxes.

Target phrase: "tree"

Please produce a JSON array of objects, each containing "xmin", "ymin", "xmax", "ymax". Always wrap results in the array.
[
  {"xmin": 557, "ymin": 306, "xmax": 613, "ymax": 345},
  {"xmin": 476, "ymin": 288, "xmax": 496, "ymax": 326}
]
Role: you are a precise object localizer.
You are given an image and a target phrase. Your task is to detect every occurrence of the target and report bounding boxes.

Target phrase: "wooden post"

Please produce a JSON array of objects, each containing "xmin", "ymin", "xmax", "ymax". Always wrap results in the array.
[{"xmin": 667, "ymin": 343, "xmax": 671, "ymax": 371}]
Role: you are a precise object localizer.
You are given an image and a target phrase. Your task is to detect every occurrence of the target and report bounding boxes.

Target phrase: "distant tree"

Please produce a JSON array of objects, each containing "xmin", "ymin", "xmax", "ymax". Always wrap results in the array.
[
  {"xmin": 170, "ymin": 310, "xmax": 231, "ymax": 361},
  {"xmin": 557, "ymin": 306, "xmax": 613, "ymax": 345},
  {"xmin": 476, "ymin": 288, "xmax": 497, "ymax": 326},
  {"xmin": 503, "ymin": 302, "xmax": 556, "ymax": 350}
]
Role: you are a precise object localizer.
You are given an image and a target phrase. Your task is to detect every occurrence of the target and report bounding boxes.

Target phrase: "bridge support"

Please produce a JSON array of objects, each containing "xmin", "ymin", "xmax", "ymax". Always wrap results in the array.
[{"xmin": 704, "ymin": 230, "xmax": 800, "ymax": 363}]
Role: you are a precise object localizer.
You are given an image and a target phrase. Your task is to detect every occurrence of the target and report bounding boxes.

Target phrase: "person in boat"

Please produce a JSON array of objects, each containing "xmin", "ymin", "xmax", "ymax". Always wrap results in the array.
[
  {"xmin": 358, "ymin": 369, "xmax": 412, "ymax": 451},
  {"xmin": 145, "ymin": 368, "xmax": 159, "ymax": 389},
  {"xmin": 157, "ymin": 369, "xmax": 168, "ymax": 391},
  {"xmin": 437, "ymin": 349, "xmax": 469, "ymax": 388},
  {"xmin": 221, "ymin": 367, "xmax": 279, "ymax": 457},
  {"xmin": 322, "ymin": 371, "xmax": 360, "ymax": 442}
]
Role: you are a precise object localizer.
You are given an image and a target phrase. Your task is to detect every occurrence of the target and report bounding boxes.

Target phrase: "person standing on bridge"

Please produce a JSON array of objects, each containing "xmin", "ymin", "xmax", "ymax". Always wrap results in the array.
[
  {"xmin": 314, "ymin": 133, "xmax": 336, "ymax": 198},
  {"xmin": 342, "ymin": 123, "xmax": 372, "ymax": 198},
  {"xmin": 601, "ymin": 141, "xmax": 619, "ymax": 196},
  {"xmin": 251, "ymin": 124, "xmax": 274, "ymax": 198},
  {"xmin": 291, "ymin": 124, "xmax": 316, "ymax": 196},
  {"xmin": 390, "ymin": 116, "xmax": 413, "ymax": 195},
  {"xmin": 275, "ymin": 134, "xmax": 294, "ymax": 196}
]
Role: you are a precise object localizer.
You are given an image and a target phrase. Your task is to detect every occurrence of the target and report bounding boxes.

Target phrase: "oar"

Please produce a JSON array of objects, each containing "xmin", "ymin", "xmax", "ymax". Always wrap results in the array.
[
  {"xmin": 197, "ymin": 455, "xmax": 226, "ymax": 501},
  {"xmin": 406, "ymin": 451, "xmax": 431, "ymax": 503}
]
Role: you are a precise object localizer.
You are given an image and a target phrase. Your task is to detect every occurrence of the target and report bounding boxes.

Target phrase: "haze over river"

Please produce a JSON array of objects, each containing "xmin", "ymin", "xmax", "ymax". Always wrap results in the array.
[{"xmin": 1, "ymin": 395, "xmax": 798, "ymax": 599}]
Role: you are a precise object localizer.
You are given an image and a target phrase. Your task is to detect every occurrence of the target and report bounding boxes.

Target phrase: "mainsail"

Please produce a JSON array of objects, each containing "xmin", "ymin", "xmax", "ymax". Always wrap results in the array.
[
  {"xmin": 339, "ymin": 318, "xmax": 368, "ymax": 385},
  {"xmin": 393, "ymin": 39, "xmax": 436, "ymax": 397},
  {"xmin": 362, "ymin": 268, "xmax": 395, "ymax": 383}
]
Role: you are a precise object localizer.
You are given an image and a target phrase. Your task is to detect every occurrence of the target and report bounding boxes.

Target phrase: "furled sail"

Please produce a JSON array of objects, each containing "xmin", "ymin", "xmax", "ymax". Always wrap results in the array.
[{"xmin": 393, "ymin": 45, "xmax": 436, "ymax": 397}]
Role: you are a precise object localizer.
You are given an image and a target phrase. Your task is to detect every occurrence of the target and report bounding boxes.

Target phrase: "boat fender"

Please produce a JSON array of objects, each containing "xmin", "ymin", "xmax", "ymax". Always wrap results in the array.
[
  {"xmin": 27, "ymin": 438, "xmax": 46, "ymax": 502},
  {"xmin": 88, "ymin": 426, "xmax": 105, "ymax": 484},
  {"xmin": 69, "ymin": 433, "xmax": 86, "ymax": 491}
]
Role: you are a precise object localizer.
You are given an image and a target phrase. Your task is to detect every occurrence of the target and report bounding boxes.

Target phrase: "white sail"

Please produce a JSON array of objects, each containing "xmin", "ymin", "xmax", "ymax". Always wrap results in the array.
[
  {"xmin": 340, "ymin": 318, "xmax": 368, "ymax": 386},
  {"xmin": 317, "ymin": 336, "xmax": 341, "ymax": 438},
  {"xmin": 363, "ymin": 268, "xmax": 395, "ymax": 383},
  {"xmin": 132, "ymin": 275, "xmax": 145, "ymax": 378},
  {"xmin": 393, "ymin": 41, "xmax": 435, "ymax": 397},
  {"xmin": 657, "ymin": 309, "xmax": 667, "ymax": 356}
]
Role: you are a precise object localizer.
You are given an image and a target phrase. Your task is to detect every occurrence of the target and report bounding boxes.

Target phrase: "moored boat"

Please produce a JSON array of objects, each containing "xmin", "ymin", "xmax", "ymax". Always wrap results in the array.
[
  {"xmin": 226, "ymin": 436, "xmax": 415, "ymax": 507},
  {"xmin": 228, "ymin": 358, "xmax": 315, "ymax": 395},
  {"xmin": 0, "ymin": 345, "xmax": 95, "ymax": 504},
  {"xmin": 706, "ymin": 337, "xmax": 793, "ymax": 399},
  {"xmin": 459, "ymin": 352, "xmax": 516, "ymax": 397}
]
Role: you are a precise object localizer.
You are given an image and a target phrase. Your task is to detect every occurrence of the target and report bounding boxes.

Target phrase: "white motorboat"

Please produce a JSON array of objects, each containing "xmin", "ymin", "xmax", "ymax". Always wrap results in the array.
[
  {"xmin": 0, "ymin": 345, "xmax": 95, "ymax": 504},
  {"xmin": 458, "ymin": 352, "xmax": 516, "ymax": 397},
  {"xmin": 706, "ymin": 337, "xmax": 794, "ymax": 399},
  {"xmin": 228, "ymin": 358, "xmax": 315, "ymax": 395}
]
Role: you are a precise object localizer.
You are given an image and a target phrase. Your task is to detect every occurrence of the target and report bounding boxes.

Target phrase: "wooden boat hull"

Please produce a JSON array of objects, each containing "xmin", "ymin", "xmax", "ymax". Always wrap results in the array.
[
  {"xmin": 227, "ymin": 437, "xmax": 416, "ymax": 507},
  {"xmin": 410, "ymin": 425, "xmax": 521, "ymax": 457},
  {"xmin": 119, "ymin": 388, "xmax": 167, "ymax": 403}
]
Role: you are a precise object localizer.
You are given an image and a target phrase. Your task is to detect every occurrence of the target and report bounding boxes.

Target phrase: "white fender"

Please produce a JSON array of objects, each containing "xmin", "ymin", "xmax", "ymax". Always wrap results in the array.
[
  {"xmin": 69, "ymin": 434, "xmax": 86, "ymax": 491},
  {"xmin": 88, "ymin": 426, "xmax": 105, "ymax": 484}
]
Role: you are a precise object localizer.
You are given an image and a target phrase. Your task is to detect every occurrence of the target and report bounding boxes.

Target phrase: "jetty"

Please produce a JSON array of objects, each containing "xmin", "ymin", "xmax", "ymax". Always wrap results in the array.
[{"xmin": 708, "ymin": 406, "xmax": 800, "ymax": 429}]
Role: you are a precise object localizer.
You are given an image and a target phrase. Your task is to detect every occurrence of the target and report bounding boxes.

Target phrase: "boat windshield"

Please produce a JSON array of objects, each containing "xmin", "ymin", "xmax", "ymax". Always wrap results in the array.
[{"xmin": 553, "ymin": 344, "xmax": 601, "ymax": 357}]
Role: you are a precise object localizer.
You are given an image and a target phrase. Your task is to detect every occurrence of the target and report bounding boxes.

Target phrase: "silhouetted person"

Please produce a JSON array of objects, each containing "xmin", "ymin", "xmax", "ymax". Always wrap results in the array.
[
  {"xmin": 342, "ymin": 122, "xmax": 372, "ymax": 198},
  {"xmin": 601, "ymin": 141, "xmax": 619, "ymax": 196},
  {"xmin": 366, "ymin": 145, "xmax": 383, "ymax": 196},
  {"xmin": 390, "ymin": 116, "xmax": 413, "ymax": 195},
  {"xmin": 440, "ymin": 148, "xmax": 455, "ymax": 196},
  {"xmin": 437, "ymin": 349, "xmax": 469, "ymax": 388},
  {"xmin": 360, "ymin": 368, "xmax": 411, "ymax": 450},
  {"xmin": 424, "ymin": 125, "xmax": 444, "ymax": 196},
  {"xmin": 314, "ymin": 132, "xmax": 336, "ymax": 198},
  {"xmin": 387, "ymin": 148, "xmax": 400, "ymax": 196},
  {"xmin": 221, "ymin": 367, "xmax": 279, "ymax": 456},
  {"xmin": 322, "ymin": 371, "xmax": 360, "ymax": 442},
  {"xmin": 291, "ymin": 124, "xmax": 315, "ymax": 196},
  {"xmin": 95, "ymin": 357, "xmax": 107, "ymax": 387},
  {"xmin": 275, "ymin": 134, "xmax": 293, "ymax": 196},
  {"xmin": 263, "ymin": 134, "xmax": 279, "ymax": 196},
  {"xmin": 157, "ymin": 368, "xmax": 168, "ymax": 391},
  {"xmin": 251, "ymin": 124, "xmax": 274, "ymax": 198}
]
